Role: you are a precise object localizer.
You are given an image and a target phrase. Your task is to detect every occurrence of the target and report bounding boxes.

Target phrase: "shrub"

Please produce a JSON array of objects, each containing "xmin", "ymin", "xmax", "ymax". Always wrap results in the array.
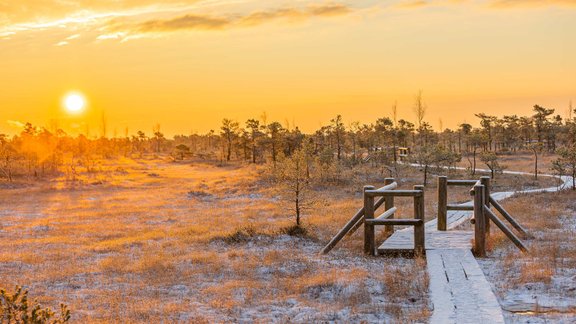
[{"xmin": 0, "ymin": 286, "xmax": 70, "ymax": 323}]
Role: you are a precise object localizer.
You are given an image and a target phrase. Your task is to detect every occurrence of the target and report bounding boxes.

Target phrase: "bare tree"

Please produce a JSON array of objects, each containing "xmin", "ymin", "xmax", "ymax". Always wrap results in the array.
[
  {"xmin": 413, "ymin": 90, "xmax": 427, "ymax": 130},
  {"xmin": 220, "ymin": 119, "xmax": 239, "ymax": 161}
]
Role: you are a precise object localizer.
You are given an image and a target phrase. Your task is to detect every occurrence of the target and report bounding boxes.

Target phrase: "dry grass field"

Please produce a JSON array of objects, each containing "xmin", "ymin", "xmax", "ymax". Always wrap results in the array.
[
  {"xmin": 479, "ymin": 190, "xmax": 576, "ymax": 323},
  {"xmin": 457, "ymin": 152, "xmax": 560, "ymax": 176},
  {"xmin": 0, "ymin": 157, "xmax": 568, "ymax": 322},
  {"xmin": 0, "ymin": 158, "xmax": 433, "ymax": 322}
]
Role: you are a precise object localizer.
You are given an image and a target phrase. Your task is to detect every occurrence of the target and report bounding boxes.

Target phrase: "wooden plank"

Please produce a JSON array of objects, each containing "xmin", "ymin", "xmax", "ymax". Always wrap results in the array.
[
  {"xmin": 484, "ymin": 206, "xmax": 528, "ymax": 252},
  {"xmin": 364, "ymin": 185, "xmax": 376, "ymax": 255},
  {"xmin": 489, "ymin": 196, "xmax": 530, "ymax": 238},
  {"xmin": 378, "ymin": 230, "xmax": 473, "ymax": 253},
  {"xmin": 446, "ymin": 204, "xmax": 474, "ymax": 211},
  {"xmin": 365, "ymin": 218, "xmax": 421, "ymax": 226},
  {"xmin": 446, "ymin": 179, "xmax": 478, "ymax": 186},
  {"xmin": 437, "ymin": 176, "xmax": 447, "ymax": 231},
  {"xmin": 474, "ymin": 184, "xmax": 486, "ymax": 257},
  {"xmin": 427, "ymin": 249, "xmax": 505, "ymax": 324}
]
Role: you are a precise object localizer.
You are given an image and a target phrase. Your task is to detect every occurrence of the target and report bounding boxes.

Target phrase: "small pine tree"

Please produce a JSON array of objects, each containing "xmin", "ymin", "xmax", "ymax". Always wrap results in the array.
[
  {"xmin": 0, "ymin": 286, "xmax": 71, "ymax": 323},
  {"xmin": 273, "ymin": 145, "xmax": 314, "ymax": 226}
]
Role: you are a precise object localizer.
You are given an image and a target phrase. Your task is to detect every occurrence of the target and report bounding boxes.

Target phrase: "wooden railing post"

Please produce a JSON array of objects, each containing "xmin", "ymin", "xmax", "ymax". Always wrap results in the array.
[
  {"xmin": 437, "ymin": 176, "xmax": 448, "ymax": 231},
  {"xmin": 413, "ymin": 185, "xmax": 425, "ymax": 256},
  {"xmin": 473, "ymin": 184, "xmax": 486, "ymax": 257},
  {"xmin": 384, "ymin": 178, "xmax": 395, "ymax": 233},
  {"xmin": 364, "ymin": 185, "xmax": 376, "ymax": 255},
  {"xmin": 480, "ymin": 176, "xmax": 491, "ymax": 235}
]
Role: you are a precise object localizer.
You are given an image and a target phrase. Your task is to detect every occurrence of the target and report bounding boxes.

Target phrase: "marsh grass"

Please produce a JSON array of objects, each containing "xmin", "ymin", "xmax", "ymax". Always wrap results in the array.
[
  {"xmin": 480, "ymin": 190, "xmax": 576, "ymax": 320},
  {"xmin": 0, "ymin": 157, "xmax": 556, "ymax": 322}
]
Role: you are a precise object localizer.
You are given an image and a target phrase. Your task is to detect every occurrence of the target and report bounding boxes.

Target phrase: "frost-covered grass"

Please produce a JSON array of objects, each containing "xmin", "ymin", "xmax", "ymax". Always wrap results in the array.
[
  {"xmin": 478, "ymin": 190, "xmax": 576, "ymax": 323},
  {"xmin": 0, "ymin": 158, "xmax": 432, "ymax": 322},
  {"xmin": 0, "ymin": 156, "xmax": 561, "ymax": 322}
]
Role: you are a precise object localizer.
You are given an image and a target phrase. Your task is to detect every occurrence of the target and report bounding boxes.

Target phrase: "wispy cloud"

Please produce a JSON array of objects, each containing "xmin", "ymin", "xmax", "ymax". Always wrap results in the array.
[
  {"xmin": 107, "ymin": 4, "xmax": 352, "ymax": 35},
  {"xmin": 489, "ymin": 0, "xmax": 576, "ymax": 8},
  {"xmin": 396, "ymin": 1, "xmax": 431, "ymax": 9}
]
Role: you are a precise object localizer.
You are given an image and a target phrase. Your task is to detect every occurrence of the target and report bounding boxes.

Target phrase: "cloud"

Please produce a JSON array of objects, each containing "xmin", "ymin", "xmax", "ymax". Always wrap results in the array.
[
  {"xmin": 396, "ymin": 1, "xmax": 431, "ymax": 9},
  {"xmin": 0, "ymin": 1, "xmax": 200, "ymax": 27},
  {"xmin": 309, "ymin": 4, "xmax": 352, "ymax": 16},
  {"xmin": 489, "ymin": 0, "xmax": 576, "ymax": 8},
  {"xmin": 109, "ymin": 4, "xmax": 352, "ymax": 34},
  {"xmin": 136, "ymin": 14, "xmax": 230, "ymax": 32}
]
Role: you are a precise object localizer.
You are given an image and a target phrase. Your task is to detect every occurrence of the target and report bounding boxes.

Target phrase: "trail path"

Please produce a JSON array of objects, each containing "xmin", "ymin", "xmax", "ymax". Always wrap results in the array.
[{"xmin": 383, "ymin": 166, "xmax": 573, "ymax": 323}]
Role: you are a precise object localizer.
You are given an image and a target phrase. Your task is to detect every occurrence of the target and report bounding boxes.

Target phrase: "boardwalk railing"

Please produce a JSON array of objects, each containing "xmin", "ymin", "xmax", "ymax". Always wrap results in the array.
[
  {"xmin": 438, "ymin": 175, "xmax": 529, "ymax": 256},
  {"xmin": 437, "ymin": 176, "xmax": 490, "ymax": 231},
  {"xmin": 321, "ymin": 178, "xmax": 397, "ymax": 254},
  {"xmin": 472, "ymin": 184, "xmax": 528, "ymax": 256},
  {"xmin": 364, "ymin": 185, "xmax": 425, "ymax": 256}
]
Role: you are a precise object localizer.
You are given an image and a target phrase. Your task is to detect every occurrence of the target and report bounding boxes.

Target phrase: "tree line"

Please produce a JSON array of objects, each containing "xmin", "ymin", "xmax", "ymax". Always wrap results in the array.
[{"xmin": 1, "ymin": 99, "xmax": 576, "ymax": 189}]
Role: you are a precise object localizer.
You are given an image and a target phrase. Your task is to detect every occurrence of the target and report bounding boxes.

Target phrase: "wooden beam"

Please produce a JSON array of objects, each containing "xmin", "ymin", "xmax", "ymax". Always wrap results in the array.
[
  {"xmin": 414, "ymin": 185, "xmax": 425, "ymax": 256},
  {"xmin": 489, "ymin": 196, "xmax": 530, "ymax": 238},
  {"xmin": 322, "ymin": 181, "xmax": 392, "ymax": 254},
  {"xmin": 484, "ymin": 206, "xmax": 528, "ymax": 252},
  {"xmin": 447, "ymin": 204, "xmax": 474, "ymax": 211},
  {"xmin": 365, "ymin": 218, "xmax": 422, "ymax": 226},
  {"xmin": 364, "ymin": 185, "xmax": 376, "ymax": 255},
  {"xmin": 384, "ymin": 178, "xmax": 396, "ymax": 233},
  {"xmin": 469, "ymin": 180, "xmax": 482, "ymax": 196},
  {"xmin": 473, "ymin": 184, "xmax": 486, "ymax": 257},
  {"xmin": 446, "ymin": 180, "xmax": 478, "ymax": 186},
  {"xmin": 377, "ymin": 180, "xmax": 398, "ymax": 191},
  {"xmin": 347, "ymin": 198, "xmax": 380, "ymax": 238},
  {"xmin": 375, "ymin": 206, "xmax": 397, "ymax": 220},
  {"xmin": 481, "ymin": 177, "xmax": 491, "ymax": 235},
  {"xmin": 438, "ymin": 176, "xmax": 448, "ymax": 231}
]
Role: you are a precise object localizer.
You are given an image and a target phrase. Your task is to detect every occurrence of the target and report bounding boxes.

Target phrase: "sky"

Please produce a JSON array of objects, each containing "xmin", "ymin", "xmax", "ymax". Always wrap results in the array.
[{"xmin": 0, "ymin": 0, "xmax": 575, "ymax": 137}]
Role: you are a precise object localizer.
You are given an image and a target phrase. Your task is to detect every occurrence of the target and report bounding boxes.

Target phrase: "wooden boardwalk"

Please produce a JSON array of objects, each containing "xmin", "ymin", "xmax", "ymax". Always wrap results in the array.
[
  {"xmin": 378, "ymin": 205, "xmax": 505, "ymax": 324},
  {"xmin": 378, "ymin": 230, "xmax": 472, "ymax": 253},
  {"xmin": 427, "ymin": 249, "xmax": 505, "ymax": 323}
]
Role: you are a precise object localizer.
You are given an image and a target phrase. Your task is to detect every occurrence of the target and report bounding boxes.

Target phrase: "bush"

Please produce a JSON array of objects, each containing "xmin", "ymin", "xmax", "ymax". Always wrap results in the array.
[{"xmin": 0, "ymin": 286, "xmax": 70, "ymax": 323}]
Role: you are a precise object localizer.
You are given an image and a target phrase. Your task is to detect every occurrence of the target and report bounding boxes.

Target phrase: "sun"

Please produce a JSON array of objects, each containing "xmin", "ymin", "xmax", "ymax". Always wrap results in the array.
[{"xmin": 63, "ymin": 92, "xmax": 86, "ymax": 114}]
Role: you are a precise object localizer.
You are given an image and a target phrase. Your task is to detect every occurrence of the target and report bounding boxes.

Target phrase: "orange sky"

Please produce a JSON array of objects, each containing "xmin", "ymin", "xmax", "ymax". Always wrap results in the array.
[{"xmin": 0, "ymin": 0, "xmax": 575, "ymax": 137}]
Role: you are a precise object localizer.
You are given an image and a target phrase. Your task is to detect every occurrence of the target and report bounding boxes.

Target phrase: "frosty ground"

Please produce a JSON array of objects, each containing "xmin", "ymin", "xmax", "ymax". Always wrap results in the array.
[{"xmin": 0, "ymin": 156, "xmax": 573, "ymax": 322}]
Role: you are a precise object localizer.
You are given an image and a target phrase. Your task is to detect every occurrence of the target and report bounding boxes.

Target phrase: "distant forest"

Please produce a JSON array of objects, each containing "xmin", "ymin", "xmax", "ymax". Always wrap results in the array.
[{"xmin": 1, "ymin": 102, "xmax": 576, "ymax": 185}]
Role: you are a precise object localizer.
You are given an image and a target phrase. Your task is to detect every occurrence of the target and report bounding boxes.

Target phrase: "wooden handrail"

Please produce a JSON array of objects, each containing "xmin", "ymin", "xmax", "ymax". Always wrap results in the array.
[
  {"xmin": 365, "ymin": 218, "xmax": 422, "ymax": 226},
  {"xmin": 447, "ymin": 204, "xmax": 474, "ymax": 211},
  {"xmin": 321, "ymin": 179, "xmax": 395, "ymax": 254},
  {"xmin": 483, "ymin": 206, "xmax": 528, "ymax": 252},
  {"xmin": 469, "ymin": 180, "xmax": 482, "ymax": 196},
  {"xmin": 489, "ymin": 197, "xmax": 530, "ymax": 239},
  {"xmin": 375, "ymin": 206, "xmax": 397, "ymax": 220},
  {"xmin": 446, "ymin": 179, "xmax": 478, "ymax": 186},
  {"xmin": 375, "ymin": 181, "xmax": 399, "ymax": 191}
]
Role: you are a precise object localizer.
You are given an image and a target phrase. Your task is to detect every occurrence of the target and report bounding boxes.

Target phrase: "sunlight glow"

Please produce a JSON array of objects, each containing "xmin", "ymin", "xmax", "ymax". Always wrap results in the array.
[{"xmin": 63, "ymin": 92, "xmax": 86, "ymax": 114}]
